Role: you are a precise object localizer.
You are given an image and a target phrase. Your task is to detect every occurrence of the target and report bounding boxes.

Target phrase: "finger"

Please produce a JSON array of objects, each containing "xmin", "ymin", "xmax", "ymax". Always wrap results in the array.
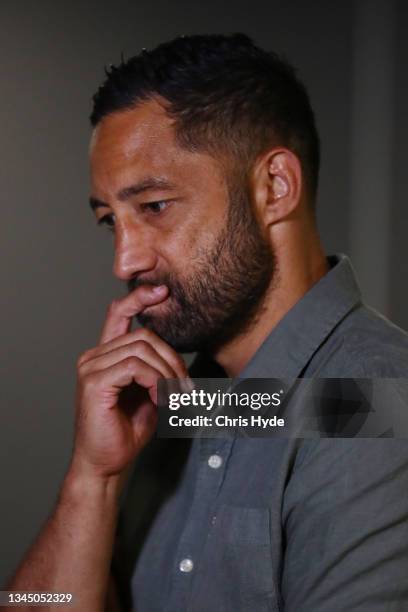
[
  {"xmin": 82, "ymin": 327, "xmax": 188, "ymax": 379},
  {"xmin": 81, "ymin": 340, "xmax": 178, "ymax": 380},
  {"xmin": 129, "ymin": 401, "xmax": 159, "ymax": 451},
  {"xmin": 87, "ymin": 356, "xmax": 163, "ymax": 404},
  {"xmin": 132, "ymin": 328, "xmax": 189, "ymax": 379},
  {"xmin": 99, "ymin": 284, "xmax": 168, "ymax": 344}
]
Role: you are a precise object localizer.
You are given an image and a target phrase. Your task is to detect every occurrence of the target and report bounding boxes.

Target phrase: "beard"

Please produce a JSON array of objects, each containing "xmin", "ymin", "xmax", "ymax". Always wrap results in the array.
[{"xmin": 128, "ymin": 178, "xmax": 278, "ymax": 353}]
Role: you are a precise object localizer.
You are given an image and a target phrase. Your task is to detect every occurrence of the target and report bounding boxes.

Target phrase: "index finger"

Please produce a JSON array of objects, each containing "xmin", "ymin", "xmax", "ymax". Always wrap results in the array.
[{"xmin": 99, "ymin": 284, "xmax": 168, "ymax": 344}]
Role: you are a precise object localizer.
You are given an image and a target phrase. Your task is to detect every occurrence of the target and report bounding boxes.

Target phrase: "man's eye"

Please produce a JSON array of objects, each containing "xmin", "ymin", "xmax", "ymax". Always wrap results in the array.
[
  {"xmin": 142, "ymin": 200, "xmax": 171, "ymax": 214},
  {"xmin": 97, "ymin": 214, "xmax": 115, "ymax": 232}
]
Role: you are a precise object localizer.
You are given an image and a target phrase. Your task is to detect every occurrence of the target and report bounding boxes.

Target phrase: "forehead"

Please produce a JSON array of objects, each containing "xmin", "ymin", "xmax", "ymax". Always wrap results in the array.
[
  {"xmin": 91, "ymin": 98, "xmax": 174, "ymax": 157},
  {"xmin": 89, "ymin": 99, "xmax": 224, "ymax": 195}
]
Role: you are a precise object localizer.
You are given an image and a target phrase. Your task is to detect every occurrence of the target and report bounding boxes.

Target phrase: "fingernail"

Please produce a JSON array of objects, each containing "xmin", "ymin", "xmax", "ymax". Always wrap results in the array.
[{"xmin": 152, "ymin": 285, "xmax": 167, "ymax": 293}]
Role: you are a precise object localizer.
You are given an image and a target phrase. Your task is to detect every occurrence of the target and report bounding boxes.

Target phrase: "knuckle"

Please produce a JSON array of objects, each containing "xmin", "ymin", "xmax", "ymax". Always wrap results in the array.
[
  {"xmin": 77, "ymin": 362, "xmax": 90, "ymax": 379},
  {"xmin": 76, "ymin": 350, "xmax": 92, "ymax": 370},
  {"xmin": 107, "ymin": 299, "xmax": 121, "ymax": 316},
  {"xmin": 133, "ymin": 327, "xmax": 151, "ymax": 341},
  {"xmin": 133, "ymin": 339, "xmax": 150, "ymax": 353},
  {"xmin": 124, "ymin": 355, "xmax": 140, "ymax": 370},
  {"xmin": 81, "ymin": 370, "xmax": 99, "ymax": 391}
]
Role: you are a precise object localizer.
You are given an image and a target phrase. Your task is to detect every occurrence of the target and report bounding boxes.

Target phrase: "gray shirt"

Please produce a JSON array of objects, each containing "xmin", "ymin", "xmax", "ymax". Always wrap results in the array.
[{"xmin": 112, "ymin": 253, "xmax": 408, "ymax": 611}]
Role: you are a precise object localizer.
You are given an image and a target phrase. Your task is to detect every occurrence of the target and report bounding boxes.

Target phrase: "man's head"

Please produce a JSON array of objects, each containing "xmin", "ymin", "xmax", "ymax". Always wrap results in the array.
[{"xmin": 89, "ymin": 33, "xmax": 320, "ymax": 353}]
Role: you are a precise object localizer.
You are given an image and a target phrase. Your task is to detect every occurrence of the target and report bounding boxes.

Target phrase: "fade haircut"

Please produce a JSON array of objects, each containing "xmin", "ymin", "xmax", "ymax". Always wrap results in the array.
[{"xmin": 90, "ymin": 33, "xmax": 320, "ymax": 205}]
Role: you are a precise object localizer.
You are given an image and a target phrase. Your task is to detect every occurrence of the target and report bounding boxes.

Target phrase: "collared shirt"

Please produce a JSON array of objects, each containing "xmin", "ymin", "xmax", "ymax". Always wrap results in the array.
[{"xmin": 113, "ymin": 253, "xmax": 408, "ymax": 612}]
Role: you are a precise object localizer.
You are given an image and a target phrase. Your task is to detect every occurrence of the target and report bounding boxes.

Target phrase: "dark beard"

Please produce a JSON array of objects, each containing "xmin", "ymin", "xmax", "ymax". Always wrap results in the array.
[{"xmin": 128, "ymin": 180, "xmax": 278, "ymax": 353}]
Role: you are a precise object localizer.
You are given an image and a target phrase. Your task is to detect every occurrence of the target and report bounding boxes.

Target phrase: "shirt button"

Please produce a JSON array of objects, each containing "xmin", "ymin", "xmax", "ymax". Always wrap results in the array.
[
  {"xmin": 179, "ymin": 557, "xmax": 194, "ymax": 573},
  {"xmin": 208, "ymin": 454, "xmax": 223, "ymax": 469}
]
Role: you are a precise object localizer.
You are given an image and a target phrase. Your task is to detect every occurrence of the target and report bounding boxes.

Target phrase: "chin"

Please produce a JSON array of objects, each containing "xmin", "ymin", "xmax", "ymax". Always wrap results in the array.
[{"xmin": 138, "ymin": 316, "xmax": 203, "ymax": 352}]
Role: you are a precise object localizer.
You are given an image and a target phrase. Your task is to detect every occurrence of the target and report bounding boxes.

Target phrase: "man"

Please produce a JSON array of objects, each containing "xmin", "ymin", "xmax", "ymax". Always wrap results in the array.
[{"xmin": 7, "ymin": 33, "xmax": 408, "ymax": 611}]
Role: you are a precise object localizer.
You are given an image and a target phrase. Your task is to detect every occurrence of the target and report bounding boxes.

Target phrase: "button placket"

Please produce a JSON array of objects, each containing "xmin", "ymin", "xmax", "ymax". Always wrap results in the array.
[{"xmin": 167, "ymin": 437, "xmax": 235, "ymax": 611}]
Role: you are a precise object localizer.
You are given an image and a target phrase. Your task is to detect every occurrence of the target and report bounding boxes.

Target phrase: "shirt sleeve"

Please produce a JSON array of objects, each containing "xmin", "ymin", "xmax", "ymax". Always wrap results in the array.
[{"xmin": 281, "ymin": 439, "xmax": 408, "ymax": 611}]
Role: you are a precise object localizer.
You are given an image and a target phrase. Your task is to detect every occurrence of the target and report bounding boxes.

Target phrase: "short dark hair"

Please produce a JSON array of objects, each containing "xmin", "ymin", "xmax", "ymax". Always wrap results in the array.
[{"xmin": 90, "ymin": 33, "xmax": 320, "ymax": 203}]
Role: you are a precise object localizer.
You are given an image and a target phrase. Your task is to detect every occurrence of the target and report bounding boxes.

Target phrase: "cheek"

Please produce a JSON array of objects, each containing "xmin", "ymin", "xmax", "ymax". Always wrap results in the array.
[
  {"xmin": 158, "ymin": 233, "xmax": 201, "ymax": 283},
  {"xmin": 180, "ymin": 224, "xmax": 216, "ymax": 266},
  {"xmin": 161, "ymin": 190, "xmax": 229, "ymax": 271},
  {"xmin": 158, "ymin": 231, "xmax": 196, "ymax": 277}
]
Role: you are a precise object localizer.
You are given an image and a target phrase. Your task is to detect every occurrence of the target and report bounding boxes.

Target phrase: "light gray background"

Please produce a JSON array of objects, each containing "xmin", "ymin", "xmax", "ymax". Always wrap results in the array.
[{"xmin": 1, "ymin": 0, "xmax": 407, "ymax": 586}]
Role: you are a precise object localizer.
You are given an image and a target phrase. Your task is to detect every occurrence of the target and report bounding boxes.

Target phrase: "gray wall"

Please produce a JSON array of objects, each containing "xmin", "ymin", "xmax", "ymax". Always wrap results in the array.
[{"xmin": 1, "ymin": 0, "xmax": 406, "ymax": 585}]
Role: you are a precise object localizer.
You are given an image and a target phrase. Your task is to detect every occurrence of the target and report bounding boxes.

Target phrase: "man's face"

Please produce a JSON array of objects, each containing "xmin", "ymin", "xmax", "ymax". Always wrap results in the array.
[{"xmin": 89, "ymin": 99, "xmax": 276, "ymax": 353}]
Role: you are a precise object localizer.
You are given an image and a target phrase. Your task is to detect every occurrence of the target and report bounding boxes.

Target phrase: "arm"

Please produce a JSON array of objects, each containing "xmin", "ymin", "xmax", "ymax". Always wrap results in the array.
[
  {"xmin": 6, "ymin": 284, "xmax": 189, "ymax": 611},
  {"xmin": 7, "ymin": 469, "xmax": 124, "ymax": 611},
  {"xmin": 282, "ymin": 439, "xmax": 408, "ymax": 611}
]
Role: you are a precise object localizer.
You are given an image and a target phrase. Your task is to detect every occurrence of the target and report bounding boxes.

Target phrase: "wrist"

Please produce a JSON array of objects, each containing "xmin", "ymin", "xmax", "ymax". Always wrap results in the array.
[{"xmin": 62, "ymin": 460, "xmax": 125, "ymax": 509}]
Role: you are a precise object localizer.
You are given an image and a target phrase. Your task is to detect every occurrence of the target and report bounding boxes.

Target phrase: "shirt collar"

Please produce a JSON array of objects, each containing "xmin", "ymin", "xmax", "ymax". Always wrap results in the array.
[{"xmin": 189, "ymin": 253, "xmax": 362, "ymax": 380}]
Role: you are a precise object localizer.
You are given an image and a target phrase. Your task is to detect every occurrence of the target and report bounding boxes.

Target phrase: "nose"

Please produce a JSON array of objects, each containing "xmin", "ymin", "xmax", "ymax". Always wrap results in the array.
[{"xmin": 113, "ymin": 218, "xmax": 157, "ymax": 281}]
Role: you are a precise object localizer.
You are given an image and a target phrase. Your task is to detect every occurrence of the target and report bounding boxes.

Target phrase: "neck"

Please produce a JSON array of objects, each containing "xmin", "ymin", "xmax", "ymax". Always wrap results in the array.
[{"xmin": 213, "ymin": 222, "xmax": 329, "ymax": 377}]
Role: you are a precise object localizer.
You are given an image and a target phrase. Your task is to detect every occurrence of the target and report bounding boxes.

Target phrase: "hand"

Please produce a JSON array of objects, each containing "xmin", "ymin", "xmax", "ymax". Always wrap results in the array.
[{"xmin": 70, "ymin": 284, "xmax": 189, "ymax": 479}]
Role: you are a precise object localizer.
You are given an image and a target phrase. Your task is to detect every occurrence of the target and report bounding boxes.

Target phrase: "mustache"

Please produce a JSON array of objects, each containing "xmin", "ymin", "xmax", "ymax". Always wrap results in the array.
[{"xmin": 127, "ymin": 273, "xmax": 174, "ymax": 294}]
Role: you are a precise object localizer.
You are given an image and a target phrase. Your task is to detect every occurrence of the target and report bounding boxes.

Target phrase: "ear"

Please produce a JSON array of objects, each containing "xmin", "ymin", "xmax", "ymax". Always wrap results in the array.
[{"xmin": 251, "ymin": 148, "xmax": 303, "ymax": 227}]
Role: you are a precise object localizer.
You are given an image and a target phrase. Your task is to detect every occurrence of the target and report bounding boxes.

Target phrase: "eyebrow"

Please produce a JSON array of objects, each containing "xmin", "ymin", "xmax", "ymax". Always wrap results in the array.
[{"xmin": 89, "ymin": 176, "xmax": 178, "ymax": 211}]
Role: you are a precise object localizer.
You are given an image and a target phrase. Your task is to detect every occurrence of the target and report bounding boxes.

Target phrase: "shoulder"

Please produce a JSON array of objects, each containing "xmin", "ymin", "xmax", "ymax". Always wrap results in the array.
[{"xmin": 321, "ymin": 303, "xmax": 408, "ymax": 377}]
